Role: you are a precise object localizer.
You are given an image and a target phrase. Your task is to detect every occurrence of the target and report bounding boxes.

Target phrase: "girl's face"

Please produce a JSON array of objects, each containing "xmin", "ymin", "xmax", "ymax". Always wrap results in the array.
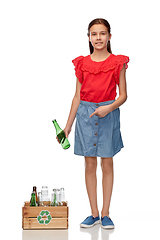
[{"xmin": 89, "ymin": 24, "xmax": 111, "ymax": 52}]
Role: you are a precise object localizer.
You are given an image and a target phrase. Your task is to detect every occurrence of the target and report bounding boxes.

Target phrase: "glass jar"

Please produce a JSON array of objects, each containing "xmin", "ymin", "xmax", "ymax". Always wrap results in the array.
[
  {"xmin": 41, "ymin": 186, "xmax": 48, "ymax": 195},
  {"xmin": 41, "ymin": 186, "xmax": 50, "ymax": 206}
]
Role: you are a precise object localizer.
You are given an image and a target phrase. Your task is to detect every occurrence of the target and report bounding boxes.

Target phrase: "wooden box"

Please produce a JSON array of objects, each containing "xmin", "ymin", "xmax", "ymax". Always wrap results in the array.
[{"xmin": 22, "ymin": 203, "xmax": 68, "ymax": 230}]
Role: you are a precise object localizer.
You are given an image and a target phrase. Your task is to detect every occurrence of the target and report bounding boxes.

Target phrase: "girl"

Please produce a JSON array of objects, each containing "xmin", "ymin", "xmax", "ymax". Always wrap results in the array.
[{"xmin": 64, "ymin": 18, "xmax": 129, "ymax": 229}]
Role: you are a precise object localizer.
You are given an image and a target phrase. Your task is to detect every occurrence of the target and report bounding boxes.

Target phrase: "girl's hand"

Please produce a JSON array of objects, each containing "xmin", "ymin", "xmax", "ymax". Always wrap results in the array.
[
  {"xmin": 56, "ymin": 136, "xmax": 60, "ymax": 143},
  {"xmin": 56, "ymin": 127, "xmax": 71, "ymax": 143},
  {"xmin": 90, "ymin": 105, "xmax": 112, "ymax": 118},
  {"xmin": 63, "ymin": 126, "xmax": 71, "ymax": 139}
]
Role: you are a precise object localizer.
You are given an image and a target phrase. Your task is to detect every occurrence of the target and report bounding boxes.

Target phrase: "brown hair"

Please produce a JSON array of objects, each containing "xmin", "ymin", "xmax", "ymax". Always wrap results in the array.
[{"xmin": 87, "ymin": 18, "xmax": 112, "ymax": 54}]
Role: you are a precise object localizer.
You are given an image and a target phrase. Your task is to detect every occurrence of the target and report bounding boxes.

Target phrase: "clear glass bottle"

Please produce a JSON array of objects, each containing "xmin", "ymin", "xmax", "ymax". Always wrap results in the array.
[
  {"xmin": 41, "ymin": 186, "xmax": 48, "ymax": 195},
  {"xmin": 50, "ymin": 190, "xmax": 55, "ymax": 206},
  {"xmin": 51, "ymin": 189, "xmax": 61, "ymax": 206},
  {"xmin": 56, "ymin": 189, "xmax": 61, "ymax": 206},
  {"xmin": 37, "ymin": 192, "xmax": 43, "ymax": 206},
  {"xmin": 60, "ymin": 188, "xmax": 67, "ymax": 206},
  {"xmin": 41, "ymin": 186, "xmax": 50, "ymax": 206}
]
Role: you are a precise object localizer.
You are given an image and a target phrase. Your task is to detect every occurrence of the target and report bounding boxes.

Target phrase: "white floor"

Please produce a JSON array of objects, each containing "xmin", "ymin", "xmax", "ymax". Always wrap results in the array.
[
  {"xmin": 1, "ymin": 1, "xmax": 160, "ymax": 239},
  {"xmin": 22, "ymin": 211, "xmax": 160, "ymax": 240}
]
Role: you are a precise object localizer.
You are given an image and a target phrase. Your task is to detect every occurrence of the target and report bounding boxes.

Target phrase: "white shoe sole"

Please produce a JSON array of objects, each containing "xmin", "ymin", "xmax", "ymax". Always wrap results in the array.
[
  {"xmin": 80, "ymin": 220, "xmax": 100, "ymax": 228},
  {"xmin": 101, "ymin": 222, "xmax": 115, "ymax": 229}
]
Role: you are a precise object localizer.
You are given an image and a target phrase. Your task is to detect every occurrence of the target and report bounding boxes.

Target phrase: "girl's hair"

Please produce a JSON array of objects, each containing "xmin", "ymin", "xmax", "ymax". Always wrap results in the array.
[{"xmin": 87, "ymin": 18, "xmax": 112, "ymax": 54}]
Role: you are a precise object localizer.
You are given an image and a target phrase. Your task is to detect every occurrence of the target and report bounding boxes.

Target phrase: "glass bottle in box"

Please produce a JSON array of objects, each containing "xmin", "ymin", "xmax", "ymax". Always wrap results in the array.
[
  {"xmin": 37, "ymin": 192, "xmax": 43, "ymax": 206},
  {"xmin": 30, "ymin": 191, "xmax": 36, "ymax": 206},
  {"xmin": 33, "ymin": 186, "xmax": 38, "ymax": 204},
  {"xmin": 60, "ymin": 188, "xmax": 67, "ymax": 206},
  {"xmin": 41, "ymin": 186, "xmax": 50, "ymax": 206},
  {"xmin": 51, "ymin": 189, "xmax": 61, "ymax": 206}
]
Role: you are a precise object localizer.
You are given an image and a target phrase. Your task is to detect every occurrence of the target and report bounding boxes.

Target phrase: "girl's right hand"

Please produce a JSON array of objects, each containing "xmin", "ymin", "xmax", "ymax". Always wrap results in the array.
[
  {"xmin": 56, "ymin": 127, "xmax": 71, "ymax": 143},
  {"xmin": 56, "ymin": 136, "xmax": 60, "ymax": 144},
  {"xmin": 63, "ymin": 126, "xmax": 71, "ymax": 139}
]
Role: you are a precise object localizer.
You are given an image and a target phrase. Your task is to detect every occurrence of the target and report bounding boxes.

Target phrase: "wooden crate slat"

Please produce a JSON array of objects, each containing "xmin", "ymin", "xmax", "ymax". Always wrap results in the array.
[
  {"xmin": 23, "ymin": 217, "xmax": 68, "ymax": 229},
  {"xmin": 23, "ymin": 206, "xmax": 68, "ymax": 218}
]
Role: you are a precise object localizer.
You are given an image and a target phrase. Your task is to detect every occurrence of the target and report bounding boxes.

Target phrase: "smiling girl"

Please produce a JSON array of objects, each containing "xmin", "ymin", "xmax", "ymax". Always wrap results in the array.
[{"xmin": 64, "ymin": 18, "xmax": 129, "ymax": 229}]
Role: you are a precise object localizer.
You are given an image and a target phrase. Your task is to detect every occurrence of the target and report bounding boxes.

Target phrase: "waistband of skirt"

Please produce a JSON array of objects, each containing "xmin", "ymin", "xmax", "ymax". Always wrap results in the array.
[{"xmin": 80, "ymin": 100, "xmax": 115, "ymax": 107}]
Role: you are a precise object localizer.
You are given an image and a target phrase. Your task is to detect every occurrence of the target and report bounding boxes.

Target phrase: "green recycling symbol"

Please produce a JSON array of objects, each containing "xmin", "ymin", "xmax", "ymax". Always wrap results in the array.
[{"xmin": 37, "ymin": 210, "xmax": 52, "ymax": 225}]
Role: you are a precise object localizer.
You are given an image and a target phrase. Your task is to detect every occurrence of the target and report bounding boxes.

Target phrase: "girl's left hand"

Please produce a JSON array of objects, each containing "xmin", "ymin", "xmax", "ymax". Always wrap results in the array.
[{"xmin": 90, "ymin": 105, "xmax": 112, "ymax": 118}]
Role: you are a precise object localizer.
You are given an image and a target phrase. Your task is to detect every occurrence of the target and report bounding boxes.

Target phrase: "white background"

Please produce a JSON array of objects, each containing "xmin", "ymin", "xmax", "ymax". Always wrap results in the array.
[{"xmin": 0, "ymin": 0, "xmax": 160, "ymax": 239}]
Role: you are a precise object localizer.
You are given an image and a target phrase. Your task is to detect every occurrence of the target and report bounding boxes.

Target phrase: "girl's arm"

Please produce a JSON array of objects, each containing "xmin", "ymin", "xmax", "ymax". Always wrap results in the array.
[
  {"xmin": 109, "ymin": 64, "xmax": 127, "ymax": 111},
  {"xmin": 90, "ymin": 64, "xmax": 127, "ymax": 118},
  {"xmin": 64, "ymin": 78, "xmax": 81, "ymax": 138}
]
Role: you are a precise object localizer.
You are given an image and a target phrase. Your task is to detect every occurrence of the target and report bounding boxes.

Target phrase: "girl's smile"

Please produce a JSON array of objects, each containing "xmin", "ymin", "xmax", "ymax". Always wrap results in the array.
[{"xmin": 89, "ymin": 24, "xmax": 111, "ymax": 51}]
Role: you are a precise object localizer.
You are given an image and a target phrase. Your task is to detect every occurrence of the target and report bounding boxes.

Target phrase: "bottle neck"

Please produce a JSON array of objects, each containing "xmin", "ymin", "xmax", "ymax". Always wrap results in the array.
[{"xmin": 53, "ymin": 120, "xmax": 61, "ymax": 132}]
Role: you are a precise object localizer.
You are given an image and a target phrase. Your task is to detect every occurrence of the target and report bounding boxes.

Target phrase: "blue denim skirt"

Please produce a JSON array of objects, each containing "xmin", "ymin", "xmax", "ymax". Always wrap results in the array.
[{"xmin": 74, "ymin": 100, "xmax": 124, "ymax": 158}]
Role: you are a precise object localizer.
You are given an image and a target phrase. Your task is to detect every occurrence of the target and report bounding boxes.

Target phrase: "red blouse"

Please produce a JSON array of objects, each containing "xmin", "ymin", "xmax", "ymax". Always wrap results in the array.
[{"xmin": 72, "ymin": 54, "xmax": 129, "ymax": 103}]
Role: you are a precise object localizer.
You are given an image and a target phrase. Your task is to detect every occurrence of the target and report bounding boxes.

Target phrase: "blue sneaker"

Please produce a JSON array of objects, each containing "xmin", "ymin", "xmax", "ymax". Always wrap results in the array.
[
  {"xmin": 101, "ymin": 216, "xmax": 114, "ymax": 229},
  {"xmin": 80, "ymin": 215, "xmax": 100, "ymax": 228}
]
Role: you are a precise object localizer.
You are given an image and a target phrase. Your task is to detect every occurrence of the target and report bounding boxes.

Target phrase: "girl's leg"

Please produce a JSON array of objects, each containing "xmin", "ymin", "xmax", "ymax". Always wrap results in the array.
[
  {"xmin": 101, "ymin": 157, "xmax": 114, "ymax": 218},
  {"xmin": 85, "ymin": 156, "xmax": 99, "ymax": 218}
]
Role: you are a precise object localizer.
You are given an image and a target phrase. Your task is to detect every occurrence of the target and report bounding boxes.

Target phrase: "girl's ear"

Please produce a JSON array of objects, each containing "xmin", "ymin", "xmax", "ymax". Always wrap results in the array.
[
  {"xmin": 88, "ymin": 34, "xmax": 91, "ymax": 42},
  {"xmin": 109, "ymin": 34, "xmax": 112, "ymax": 41}
]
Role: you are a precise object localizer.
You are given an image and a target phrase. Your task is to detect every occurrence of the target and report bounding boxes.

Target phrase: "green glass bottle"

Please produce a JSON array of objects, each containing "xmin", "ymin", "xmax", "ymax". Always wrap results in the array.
[
  {"xmin": 52, "ymin": 192, "xmax": 58, "ymax": 206},
  {"xmin": 30, "ymin": 191, "xmax": 37, "ymax": 206},
  {"xmin": 52, "ymin": 119, "xmax": 70, "ymax": 149}
]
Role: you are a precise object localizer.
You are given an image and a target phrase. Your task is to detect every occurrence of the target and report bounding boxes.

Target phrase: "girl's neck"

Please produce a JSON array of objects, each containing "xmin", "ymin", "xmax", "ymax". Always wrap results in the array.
[{"xmin": 91, "ymin": 49, "xmax": 111, "ymax": 62}]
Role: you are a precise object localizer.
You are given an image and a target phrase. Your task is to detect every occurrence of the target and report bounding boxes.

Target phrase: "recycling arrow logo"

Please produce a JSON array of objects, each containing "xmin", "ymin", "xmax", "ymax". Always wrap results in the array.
[{"xmin": 37, "ymin": 210, "xmax": 52, "ymax": 225}]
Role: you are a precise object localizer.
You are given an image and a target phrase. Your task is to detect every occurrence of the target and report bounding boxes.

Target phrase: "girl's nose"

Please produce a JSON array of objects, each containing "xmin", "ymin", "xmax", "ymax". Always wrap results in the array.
[{"xmin": 97, "ymin": 34, "xmax": 101, "ymax": 40}]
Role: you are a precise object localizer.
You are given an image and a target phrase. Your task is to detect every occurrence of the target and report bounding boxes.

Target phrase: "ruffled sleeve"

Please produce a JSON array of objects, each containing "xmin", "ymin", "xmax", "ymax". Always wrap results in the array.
[
  {"xmin": 72, "ymin": 56, "xmax": 84, "ymax": 83},
  {"xmin": 114, "ymin": 55, "xmax": 129, "ymax": 85}
]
